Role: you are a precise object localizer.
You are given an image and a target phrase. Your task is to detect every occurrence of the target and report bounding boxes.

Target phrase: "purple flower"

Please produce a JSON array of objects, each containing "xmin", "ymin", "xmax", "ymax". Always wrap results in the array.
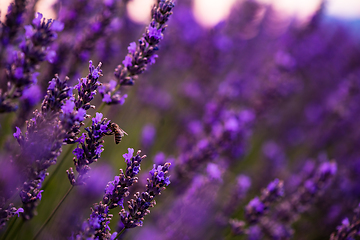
[
  {"xmin": 76, "ymin": 151, "xmax": 147, "ymax": 237},
  {"xmin": 237, "ymin": 175, "xmax": 251, "ymax": 195},
  {"xmin": 31, "ymin": 72, "xmax": 40, "ymax": 84},
  {"xmin": 78, "ymin": 133, "xmax": 86, "ymax": 144},
  {"xmin": 47, "ymin": 78, "xmax": 57, "ymax": 90},
  {"xmin": 73, "ymin": 147, "xmax": 84, "ymax": 159},
  {"xmin": 21, "ymin": 85, "xmax": 41, "ymax": 105},
  {"xmin": 149, "ymin": 163, "xmax": 171, "ymax": 187},
  {"xmin": 74, "ymin": 78, "xmax": 86, "ymax": 91},
  {"xmin": 247, "ymin": 197, "xmax": 265, "ymax": 213},
  {"xmin": 128, "ymin": 42, "xmax": 137, "ymax": 54},
  {"xmin": 46, "ymin": 50, "xmax": 56, "ymax": 63},
  {"xmin": 206, "ymin": 163, "xmax": 222, "ymax": 181},
  {"xmin": 50, "ymin": 20, "xmax": 64, "ymax": 32},
  {"xmin": 341, "ymin": 218, "xmax": 350, "ymax": 227},
  {"xmin": 248, "ymin": 225, "xmax": 263, "ymax": 240},
  {"xmin": 102, "ymin": 94, "xmax": 112, "ymax": 103},
  {"xmin": 266, "ymin": 179, "xmax": 284, "ymax": 197},
  {"xmin": 74, "ymin": 108, "xmax": 86, "ymax": 121},
  {"xmin": 110, "ymin": 232, "xmax": 118, "ymax": 240},
  {"xmin": 120, "ymin": 162, "xmax": 171, "ymax": 228},
  {"xmin": 319, "ymin": 161, "xmax": 337, "ymax": 176},
  {"xmin": 61, "ymin": 99, "xmax": 75, "ymax": 114},
  {"xmin": 224, "ymin": 117, "xmax": 239, "ymax": 131},
  {"xmin": 148, "ymin": 26, "xmax": 163, "ymax": 40},
  {"xmin": 14, "ymin": 67, "xmax": 23, "ymax": 79},
  {"xmin": 109, "ymin": 80, "xmax": 117, "ymax": 91},
  {"xmin": 123, "ymin": 148, "xmax": 135, "ymax": 164},
  {"xmin": 122, "ymin": 55, "xmax": 133, "ymax": 67},
  {"xmin": 331, "ymin": 204, "xmax": 360, "ymax": 239},
  {"xmin": 67, "ymin": 114, "xmax": 110, "ymax": 185},
  {"xmin": 13, "ymin": 127, "xmax": 22, "ymax": 139},
  {"xmin": 24, "ymin": 25, "xmax": 35, "ymax": 38},
  {"xmin": 92, "ymin": 112, "xmax": 103, "ymax": 124},
  {"xmin": 304, "ymin": 180, "xmax": 317, "ymax": 194},
  {"xmin": 104, "ymin": 179, "xmax": 116, "ymax": 195},
  {"xmin": 92, "ymin": 68, "xmax": 100, "ymax": 79},
  {"xmin": 112, "ymin": 0, "xmax": 174, "ymax": 90},
  {"xmin": 32, "ymin": 12, "xmax": 43, "ymax": 27},
  {"xmin": 118, "ymin": 94, "xmax": 128, "ymax": 105},
  {"xmin": 104, "ymin": 0, "xmax": 114, "ymax": 6},
  {"xmin": 14, "ymin": 208, "xmax": 24, "ymax": 217},
  {"xmin": 95, "ymin": 144, "xmax": 104, "ymax": 156},
  {"xmin": 88, "ymin": 60, "xmax": 103, "ymax": 80},
  {"xmin": 149, "ymin": 54, "xmax": 158, "ymax": 65},
  {"xmin": 37, "ymin": 190, "xmax": 44, "ymax": 200}
]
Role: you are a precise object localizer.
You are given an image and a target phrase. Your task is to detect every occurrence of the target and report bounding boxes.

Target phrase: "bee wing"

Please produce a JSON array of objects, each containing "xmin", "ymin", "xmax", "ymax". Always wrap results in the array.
[{"xmin": 119, "ymin": 128, "xmax": 128, "ymax": 136}]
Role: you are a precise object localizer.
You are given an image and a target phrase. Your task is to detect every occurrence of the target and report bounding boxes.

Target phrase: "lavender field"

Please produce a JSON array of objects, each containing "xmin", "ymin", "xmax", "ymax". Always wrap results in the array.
[{"xmin": 1, "ymin": 0, "xmax": 360, "ymax": 239}]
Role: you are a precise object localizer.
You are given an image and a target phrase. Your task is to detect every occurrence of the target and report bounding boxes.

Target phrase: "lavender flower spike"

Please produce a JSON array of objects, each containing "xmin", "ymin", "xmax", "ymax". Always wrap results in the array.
[
  {"xmin": 0, "ymin": 201, "xmax": 24, "ymax": 229},
  {"xmin": 120, "ymin": 162, "xmax": 171, "ymax": 228},
  {"xmin": 0, "ymin": 13, "xmax": 64, "ymax": 113},
  {"xmin": 72, "ymin": 150, "xmax": 146, "ymax": 239},
  {"xmin": 245, "ymin": 178, "xmax": 284, "ymax": 224},
  {"xmin": 103, "ymin": 149, "xmax": 146, "ymax": 209},
  {"xmin": 62, "ymin": 60, "xmax": 103, "ymax": 144},
  {"xmin": 330, "ymin": 203, "xmax": 360, "ymax": 240},
  {"xmin": 66, "ymin": 113, "xmax": 111, "ymax": 186},
  {"xmin": 0, "ymin": 0, "xmax": 27, "ymax": 47},
  {"xmin": 17, "ymin": 61, "xmax": 103, "ymax": 219},
  {"xmin": 17, "ymin": 75, "xmax": 70, "ymax": 220},
  {"xmin": 105, "ymin": 0, "xmax": 175, "ymax": 104}
]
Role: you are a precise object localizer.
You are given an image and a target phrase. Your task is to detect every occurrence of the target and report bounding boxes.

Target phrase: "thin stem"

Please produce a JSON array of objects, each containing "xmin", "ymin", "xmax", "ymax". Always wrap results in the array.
[
  {"xmin": 32, "ymin": 185, "xmax": 74, "ymax": 240},
  {"xmin": 41, "ymin": 145, "xmax": 73, "ymax": 192},
  {"xmin": 8, "ymin": 219, "xmax": 24, "ymax": 240},
  {"xmin": 114, "ymin": 227, "xmax": 126, "ymax": 239},
  {"xmin": 1, "ymin": 216, "xmax": 17, "ymax": 240}
]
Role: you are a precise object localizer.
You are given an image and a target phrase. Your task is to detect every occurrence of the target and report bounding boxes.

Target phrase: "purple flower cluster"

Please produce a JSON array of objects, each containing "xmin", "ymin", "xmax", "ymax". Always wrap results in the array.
[
  {"xmin": 0, "ymin": 0, "xmax": 175, "ymax": 236},
  {"xmin": 0, "ymin": 202, "xmax": 23, "ymax": 229},
  {"xmin": 228, "ymin": 159, "xmax": 337, "ymax": 239},
  {"xmin": 73, "ymin": 149, "xmax": 170, "ymax": 239},
  {"xmin": 244, "ymin": 179, "xmax": 284, "ymax": 224},
  {"xmin": 120, "ymin": 162, "xmax": 171, "ymax": 228},
  {"xmin": 0, "ymin": 12, "xmax": 63, "ymax": 113},
  {"xmin": 14, "ymin": 75, "xmax": 70, "ymax": 219},
  {"xmin": 110, "ymin": 0, "xmax": 175, "ymax": 94},
  {"xmin": 62, "ymin": 61, "xmax": 103, "ymax": 144},
  {"xmin": 2, "ymin": 0, "xmax": 360, "ymax": 239},
  {"xmin": 330, "ymin": 204, "xmax": 360, "ymax": 240},
  {"xmin": 67, "ymin": 113, "xmax": 110, "ymax": 186}
]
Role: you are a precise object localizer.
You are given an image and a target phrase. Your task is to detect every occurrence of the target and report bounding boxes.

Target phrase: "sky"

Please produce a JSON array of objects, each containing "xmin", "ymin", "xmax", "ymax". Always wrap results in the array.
[
  {"xmin": 129, "ymin": 0, "xmax": 360, "ymax": 27},
  {"xmin": 1, "ymin": 0, "xmax": 360, "ymax": 27}
]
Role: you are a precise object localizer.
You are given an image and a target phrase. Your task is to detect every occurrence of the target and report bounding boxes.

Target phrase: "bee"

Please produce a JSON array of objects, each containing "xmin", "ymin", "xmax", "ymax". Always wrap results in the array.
[{"xmin": 107, "ymin": 122, "xmax": 128, "ymax": 144}]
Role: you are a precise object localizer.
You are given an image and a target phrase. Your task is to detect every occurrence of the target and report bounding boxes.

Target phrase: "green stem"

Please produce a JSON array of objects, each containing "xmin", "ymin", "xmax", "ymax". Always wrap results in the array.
[
  {"xmin": 32, "ymin": 185, "xmax": 74, "ymax": 240},
  {"xmin": 9, "ymin": 219, "xmax": 24, "ymax": 240},
  {"xmin": 96, "ymin": 102, "xmax": 106, "ymax": 116},
  {"xmin": 4, "ymin": 218, "xmax": 24, "ymax": 240},
  {"xmin": 1, "ymin": 216, "xmax": 17, "ymax": 240},
  {"xmin": 41, "ymin": 145, "xmax": 73, "ymax": 192},
  {"xmin": 114, "ymin": 227, "xmax": 126, "ymax": 239}
]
